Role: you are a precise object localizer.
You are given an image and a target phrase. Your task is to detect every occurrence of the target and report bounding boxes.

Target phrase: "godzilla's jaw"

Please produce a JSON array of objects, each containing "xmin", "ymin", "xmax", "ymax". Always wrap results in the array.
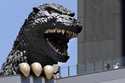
[{"xmin": 44, "ymin": 28, "xmax": 78, "ymax": 57}]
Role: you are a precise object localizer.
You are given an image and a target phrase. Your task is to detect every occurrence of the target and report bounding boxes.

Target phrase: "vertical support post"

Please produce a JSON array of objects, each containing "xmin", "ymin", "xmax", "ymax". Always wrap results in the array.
[
  {"xmin": 33, "ymin": 77, "xmax": 42, "ymax": 83},
  {"xmin": 68, "ymin": 66, "xmax": 70, "ymax": 77},
  {"xmin": 45, "ymin": 79, "xmax": 54, "ymax": 83},
  {"xmin": 21, "ymin": 76, "xmax": 30, "ymax": 83},
  {"xmin": 58, "ymin": 66, "xmax": 61, "ymax": 78}
]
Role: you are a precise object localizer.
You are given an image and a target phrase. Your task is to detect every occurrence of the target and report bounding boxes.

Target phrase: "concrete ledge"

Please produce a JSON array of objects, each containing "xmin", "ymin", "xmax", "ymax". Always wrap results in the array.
[
  {"xmin": 1, "ymin": 68, "xmax": 125, "ymax": 83},
  {"xmin": 0, "ymin": 75, "xmax": 55, "ymax": 83},
  {"xmin": 56, "ymin": 68, "xmax": 125, "ymax": 83}
]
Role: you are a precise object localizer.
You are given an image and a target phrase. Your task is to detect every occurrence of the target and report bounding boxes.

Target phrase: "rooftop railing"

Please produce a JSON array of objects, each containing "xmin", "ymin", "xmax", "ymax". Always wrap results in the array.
[{"xmin": 58, "ymin": 57, "xmax": 125, "ymax": 78}]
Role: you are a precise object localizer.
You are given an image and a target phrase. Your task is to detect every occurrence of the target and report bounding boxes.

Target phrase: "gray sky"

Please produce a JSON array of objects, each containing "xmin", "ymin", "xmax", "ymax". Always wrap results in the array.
[{"xmin": 0, "ymin": 0, "xmax": 77, "ymax": 68}]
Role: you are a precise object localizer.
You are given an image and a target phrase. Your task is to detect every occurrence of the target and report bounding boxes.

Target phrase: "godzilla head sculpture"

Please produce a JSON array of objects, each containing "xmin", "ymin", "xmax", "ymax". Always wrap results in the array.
[{"xmin": 1, "ymin": 3, "xmax": 82, "ymax": 79}]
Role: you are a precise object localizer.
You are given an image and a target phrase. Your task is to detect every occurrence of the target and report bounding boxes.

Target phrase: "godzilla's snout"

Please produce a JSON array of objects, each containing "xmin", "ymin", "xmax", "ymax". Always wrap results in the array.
[
  {"xmin": 74, "ymin": 24, "xmax": 82, "ymax": 33},
  {"xmin": 66, "ymin": 15, "xmax": 82, "ymax": 34}
]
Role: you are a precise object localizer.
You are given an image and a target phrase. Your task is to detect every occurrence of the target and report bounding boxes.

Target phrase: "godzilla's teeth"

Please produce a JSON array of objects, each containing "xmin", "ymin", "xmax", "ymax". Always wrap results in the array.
[
  {"xmin": 66, "ymin": 31, "xmax": 72, "ymax": 38},
  {"xmin": 57, "ymin": 29, "xmax": 61, "ymax": 33},
  {"xmin": 19, "ymin": 63, "xmax": 30, "ymax": 77},
  {"xmin": 53, "ymin": 29, "xmax": 56, "ymax": 32},
  {"xmin": 44, "ymin": 65, "xmax": 54, "ymax": 79},
  {"xmin": 31, "ymin": 62, "xmax": 42, "ymax": 77},
  {"xmin": 70, "ymin": 32, "xmax": 72, "ymax": 37},
  {"xmin": 72, "ymin": 32, "xmax": 75, "ymax": 36},
  {"xmin": 72, "ymin": 32, "xmax": 77, "ymax": 37},
  {"xmin": 56, "ymin": 49, "xmax": 59, "ymax": 52},
  {"xmin": 59, "ymin": 30, "xmax": 62, "ymax": 33},
  {"xmin": 62, "ymin": 30, "xmax": 65, "ymax": 34},
  {"xmin": 66, "ymin": 31, "xmax": 69, "ymax": 34},
  {"xmin": 71, "ymin": 32, "xmax": 74, "ymax": 37},
  {"xmin": 47, "ymin": 29, "xmax": 50, "ymax": 33},
  {"xmin": 45, "ymin": 28, "xmax": 77, "ymax": 39},
  {"xmin": 50, "ymin": 29, "xmax": 54, "ymax": 33},
  {"xmin": 52, "ymin": 29, "xmax": 55, "ymax": 33},
  {"xmin": 45, "ymin": 30, "xmax": 49, "ymax": 33}
]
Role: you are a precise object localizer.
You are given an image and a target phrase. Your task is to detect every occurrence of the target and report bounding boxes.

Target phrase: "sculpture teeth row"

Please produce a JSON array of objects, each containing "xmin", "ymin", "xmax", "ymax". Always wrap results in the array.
[
  {"xmin": 19, "ymin": 62, "xmax": 57, "ymax": 79},
  {"xmin": 44, "ymin": 28, "xmax": 77, "ymax": 38}
]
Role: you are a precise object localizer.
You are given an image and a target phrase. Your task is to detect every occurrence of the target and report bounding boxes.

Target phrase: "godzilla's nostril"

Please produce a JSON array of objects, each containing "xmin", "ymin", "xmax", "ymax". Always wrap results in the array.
[
  {"xmin": 76, "ymin": 25, "xmax": 82, "ymax": 33},
  {"xmin": 69, "ymin": 12, "xmax": 75, "ymax": 17}
]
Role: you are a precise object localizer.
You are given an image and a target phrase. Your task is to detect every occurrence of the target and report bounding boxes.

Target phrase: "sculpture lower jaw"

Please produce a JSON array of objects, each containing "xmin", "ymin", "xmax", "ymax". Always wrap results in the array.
[{"xmin": 19, "ymin": 62, "xmax": 58, "ymax": 79}]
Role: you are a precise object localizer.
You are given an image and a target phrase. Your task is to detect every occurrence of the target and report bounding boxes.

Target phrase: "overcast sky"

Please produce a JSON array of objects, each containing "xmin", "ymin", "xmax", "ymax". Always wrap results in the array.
[{"xmin": 0, "ymin": 0, "xmax": 77, "ymax": 68}]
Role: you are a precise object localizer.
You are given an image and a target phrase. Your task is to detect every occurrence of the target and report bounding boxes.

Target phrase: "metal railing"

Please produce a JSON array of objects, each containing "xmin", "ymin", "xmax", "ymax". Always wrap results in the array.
[{"xmin": 58, "ymin": 57, "xmax": 125, "ymax": 78}]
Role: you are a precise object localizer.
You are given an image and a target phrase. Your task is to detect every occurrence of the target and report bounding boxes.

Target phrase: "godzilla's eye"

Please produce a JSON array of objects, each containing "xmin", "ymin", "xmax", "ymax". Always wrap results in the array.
[
  {"xmin": 33, "ymin": 7, "xmax": 40, "ymax": 13},
  {"xmin": 45, "ymin": 7, "xmax": 60, "ymax": 14},
  {"xmin": 69, "ymin": 13, "xmax": 75, "ymax": 17}
]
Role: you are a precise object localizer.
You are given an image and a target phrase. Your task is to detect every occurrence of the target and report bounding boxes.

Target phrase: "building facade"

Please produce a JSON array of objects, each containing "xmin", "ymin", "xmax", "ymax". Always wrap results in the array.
[{"xmin": 78, "ymin": 0, "xmax": 122, "ymax": 74}]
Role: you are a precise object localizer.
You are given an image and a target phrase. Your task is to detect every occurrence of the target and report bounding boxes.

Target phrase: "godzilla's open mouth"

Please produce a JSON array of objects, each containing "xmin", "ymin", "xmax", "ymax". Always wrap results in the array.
[{"xmin": 44, "ymin": 28, "xmax": 77, "ymax": 56}]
